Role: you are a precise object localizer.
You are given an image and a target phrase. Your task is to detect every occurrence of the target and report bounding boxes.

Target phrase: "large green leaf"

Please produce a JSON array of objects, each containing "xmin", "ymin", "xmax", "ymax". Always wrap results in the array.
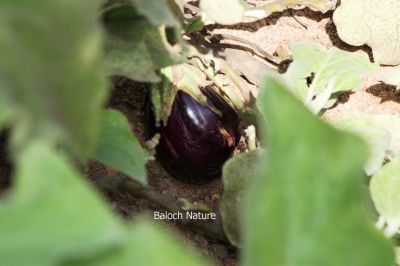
[
  {"xmin": 284, "ymin": 44, "xmax": 378, "ymax": 113},
  {"xmin": 69, "ymin": 218, "xmax": 211, "ymax": 266},
  {"xmin": 94, "ymin": 110, "xmax": 148, "ymax": 184},
  {"xmin": 103, "ymin": 5, "xmax": 182, "ymax": 82},
  {"xmin": 0, "ymin": 0, "xmax": 108, "ymax": 158},
  {"xmin": 242, "ymin": 75, "xmax": 394, "ymax": 266},
  {"xmin": 135, "ymin": 0, "xmax": 179, "ymax": 26},
  {"xmin": 370, "ymin": 156, "xmax": 400, "ymax": 237},
  {"xmin": 0, "ymin": 97, "xmax": 12, "ymax": 131},
  {"xmin": 0, "ymin": 141, "xmax": 123, "ymax": 266},
  {"xmin": 220, "ymin": 149, "xmax": 262, "ymax": 247}
]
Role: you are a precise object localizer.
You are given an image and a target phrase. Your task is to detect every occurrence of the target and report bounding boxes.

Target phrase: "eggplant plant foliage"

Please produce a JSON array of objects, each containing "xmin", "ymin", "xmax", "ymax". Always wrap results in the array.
[{"xmin": 0, "ymin": 0, "xmax": 399, "ymax": 266}]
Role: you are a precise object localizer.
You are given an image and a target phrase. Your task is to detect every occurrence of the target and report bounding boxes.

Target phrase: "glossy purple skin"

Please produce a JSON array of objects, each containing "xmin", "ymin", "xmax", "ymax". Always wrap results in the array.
[{"xmin": 153, "ymin": 90, "xmax": 240, "ymax": 183}]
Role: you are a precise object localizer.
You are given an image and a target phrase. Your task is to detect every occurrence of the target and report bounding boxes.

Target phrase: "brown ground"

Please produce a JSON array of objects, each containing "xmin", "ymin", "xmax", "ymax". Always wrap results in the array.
[{"xmin": 1, "ymin": 4, "xmax": 400, "ymax": 266}]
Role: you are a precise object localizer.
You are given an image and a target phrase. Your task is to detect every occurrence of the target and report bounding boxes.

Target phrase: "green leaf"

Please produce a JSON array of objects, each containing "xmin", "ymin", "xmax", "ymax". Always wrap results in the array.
[
  {"xmin": 243, "ymin": 75, "xmax": 394, "ymax": 266},
  {"xmin": 396, "ymin": 247, "xmax": 400, "ymax": 265},
  {"xmin": 330, "ymin": 113, "xmax": 400, "ymax": 175},
  {"xmin": 135, "ymin": 0, "xmax": 178, "ymax": 26},
  {"xmin": 103, "ymin": 5, "xmax": 182, "ymax": 82},
  {"xmin": 221, "ymin": 149, "xmax": 262, "ymax": 247},
  {"xmin": 69, "ymin": 218, "xmax": 211, "ymax": 266},
  {"xmin": 0, "ymin": 98, "xmax": 12, "ymax": 131},
  {"xmin": 185, "ymin": 17, "xmax": 205, "ymax": 34},
  {"xmin": 370, "ymin": 156, "xmax": 400, "ymax": 236},
  {"xmin": 0, "ymin": 0, "xmax": 108, "ymax": 158},
  {"xmin": 0, "ymin": 141, "xmax": 123, "ymax": 266},
  {"xmin": 284, "ymin": 44, "xmax": 378, "ymax": 113},
  {"xmin": 200, "ymin": 0, "xmax": 245, "ymax": 24},
  {"xmin": 94, "ymin": 110, "xmax": 148, "ymax": 184}
]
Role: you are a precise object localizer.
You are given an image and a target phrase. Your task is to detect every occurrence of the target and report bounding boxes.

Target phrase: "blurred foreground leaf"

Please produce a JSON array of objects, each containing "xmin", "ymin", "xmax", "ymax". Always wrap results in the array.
[
  {"xmin": 221, "ymin": 149, "xmax": 262, "ymax": 247},
  {"xmin": 94, "ymin": 110, "xmax": 148, "ymax": 184},
  {"xmin": 243, "ymin": 75, "xmax": 394, "ymax": 266},
  {"xmin": 0, "ymin": 142, "xmax": 123, "ymax": 266},
  {"xmin": 135, "ymin": 0, "xmax": 179, "ymax": 26},
  {"xmin": 0, "ymin": 97, "xmax": 12, "ymax": 130},
  {"xmin": 70, "ymin": 218, "xmax": 211, "ymax": 266},
  {"xmin": 103, "ymin": 4, "xmax": 182, "ymax": 82},
  {"xmin": 0, "ymin": 0, "xmax": 108, "ymax": 158}
]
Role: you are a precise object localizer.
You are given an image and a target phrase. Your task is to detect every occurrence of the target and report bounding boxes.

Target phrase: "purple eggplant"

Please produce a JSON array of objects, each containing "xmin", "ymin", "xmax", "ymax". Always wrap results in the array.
[{"xmin": 147, "ymin": 89, "xmax": 240, "ymax": 183}]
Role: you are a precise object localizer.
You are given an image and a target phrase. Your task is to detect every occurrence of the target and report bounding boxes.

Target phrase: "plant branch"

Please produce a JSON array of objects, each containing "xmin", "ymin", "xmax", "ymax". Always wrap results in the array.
[
  {"xmin": 211, "ymin": 33, "xmax": 292, "ymax": 66},
  {"xmin": 95, "ymin": 174, "xmax": 229, "ymax": 243}
]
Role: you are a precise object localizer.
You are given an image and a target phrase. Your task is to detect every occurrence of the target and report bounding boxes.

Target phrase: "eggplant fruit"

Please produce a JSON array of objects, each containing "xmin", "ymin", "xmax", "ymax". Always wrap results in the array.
[{"xmin": 146, "ymin": 89, "xmax": 240, "ymax": 183}]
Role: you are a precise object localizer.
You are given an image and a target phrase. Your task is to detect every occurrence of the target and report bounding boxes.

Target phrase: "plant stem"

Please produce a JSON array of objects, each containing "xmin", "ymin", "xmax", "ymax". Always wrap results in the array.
[
  {"xmin": 95, "ymin": 175, "xmax": 229, "ymax": 243},
  {"xmin": 212, "ymin": 33, "xmax": 292, "ymax": 65}
]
